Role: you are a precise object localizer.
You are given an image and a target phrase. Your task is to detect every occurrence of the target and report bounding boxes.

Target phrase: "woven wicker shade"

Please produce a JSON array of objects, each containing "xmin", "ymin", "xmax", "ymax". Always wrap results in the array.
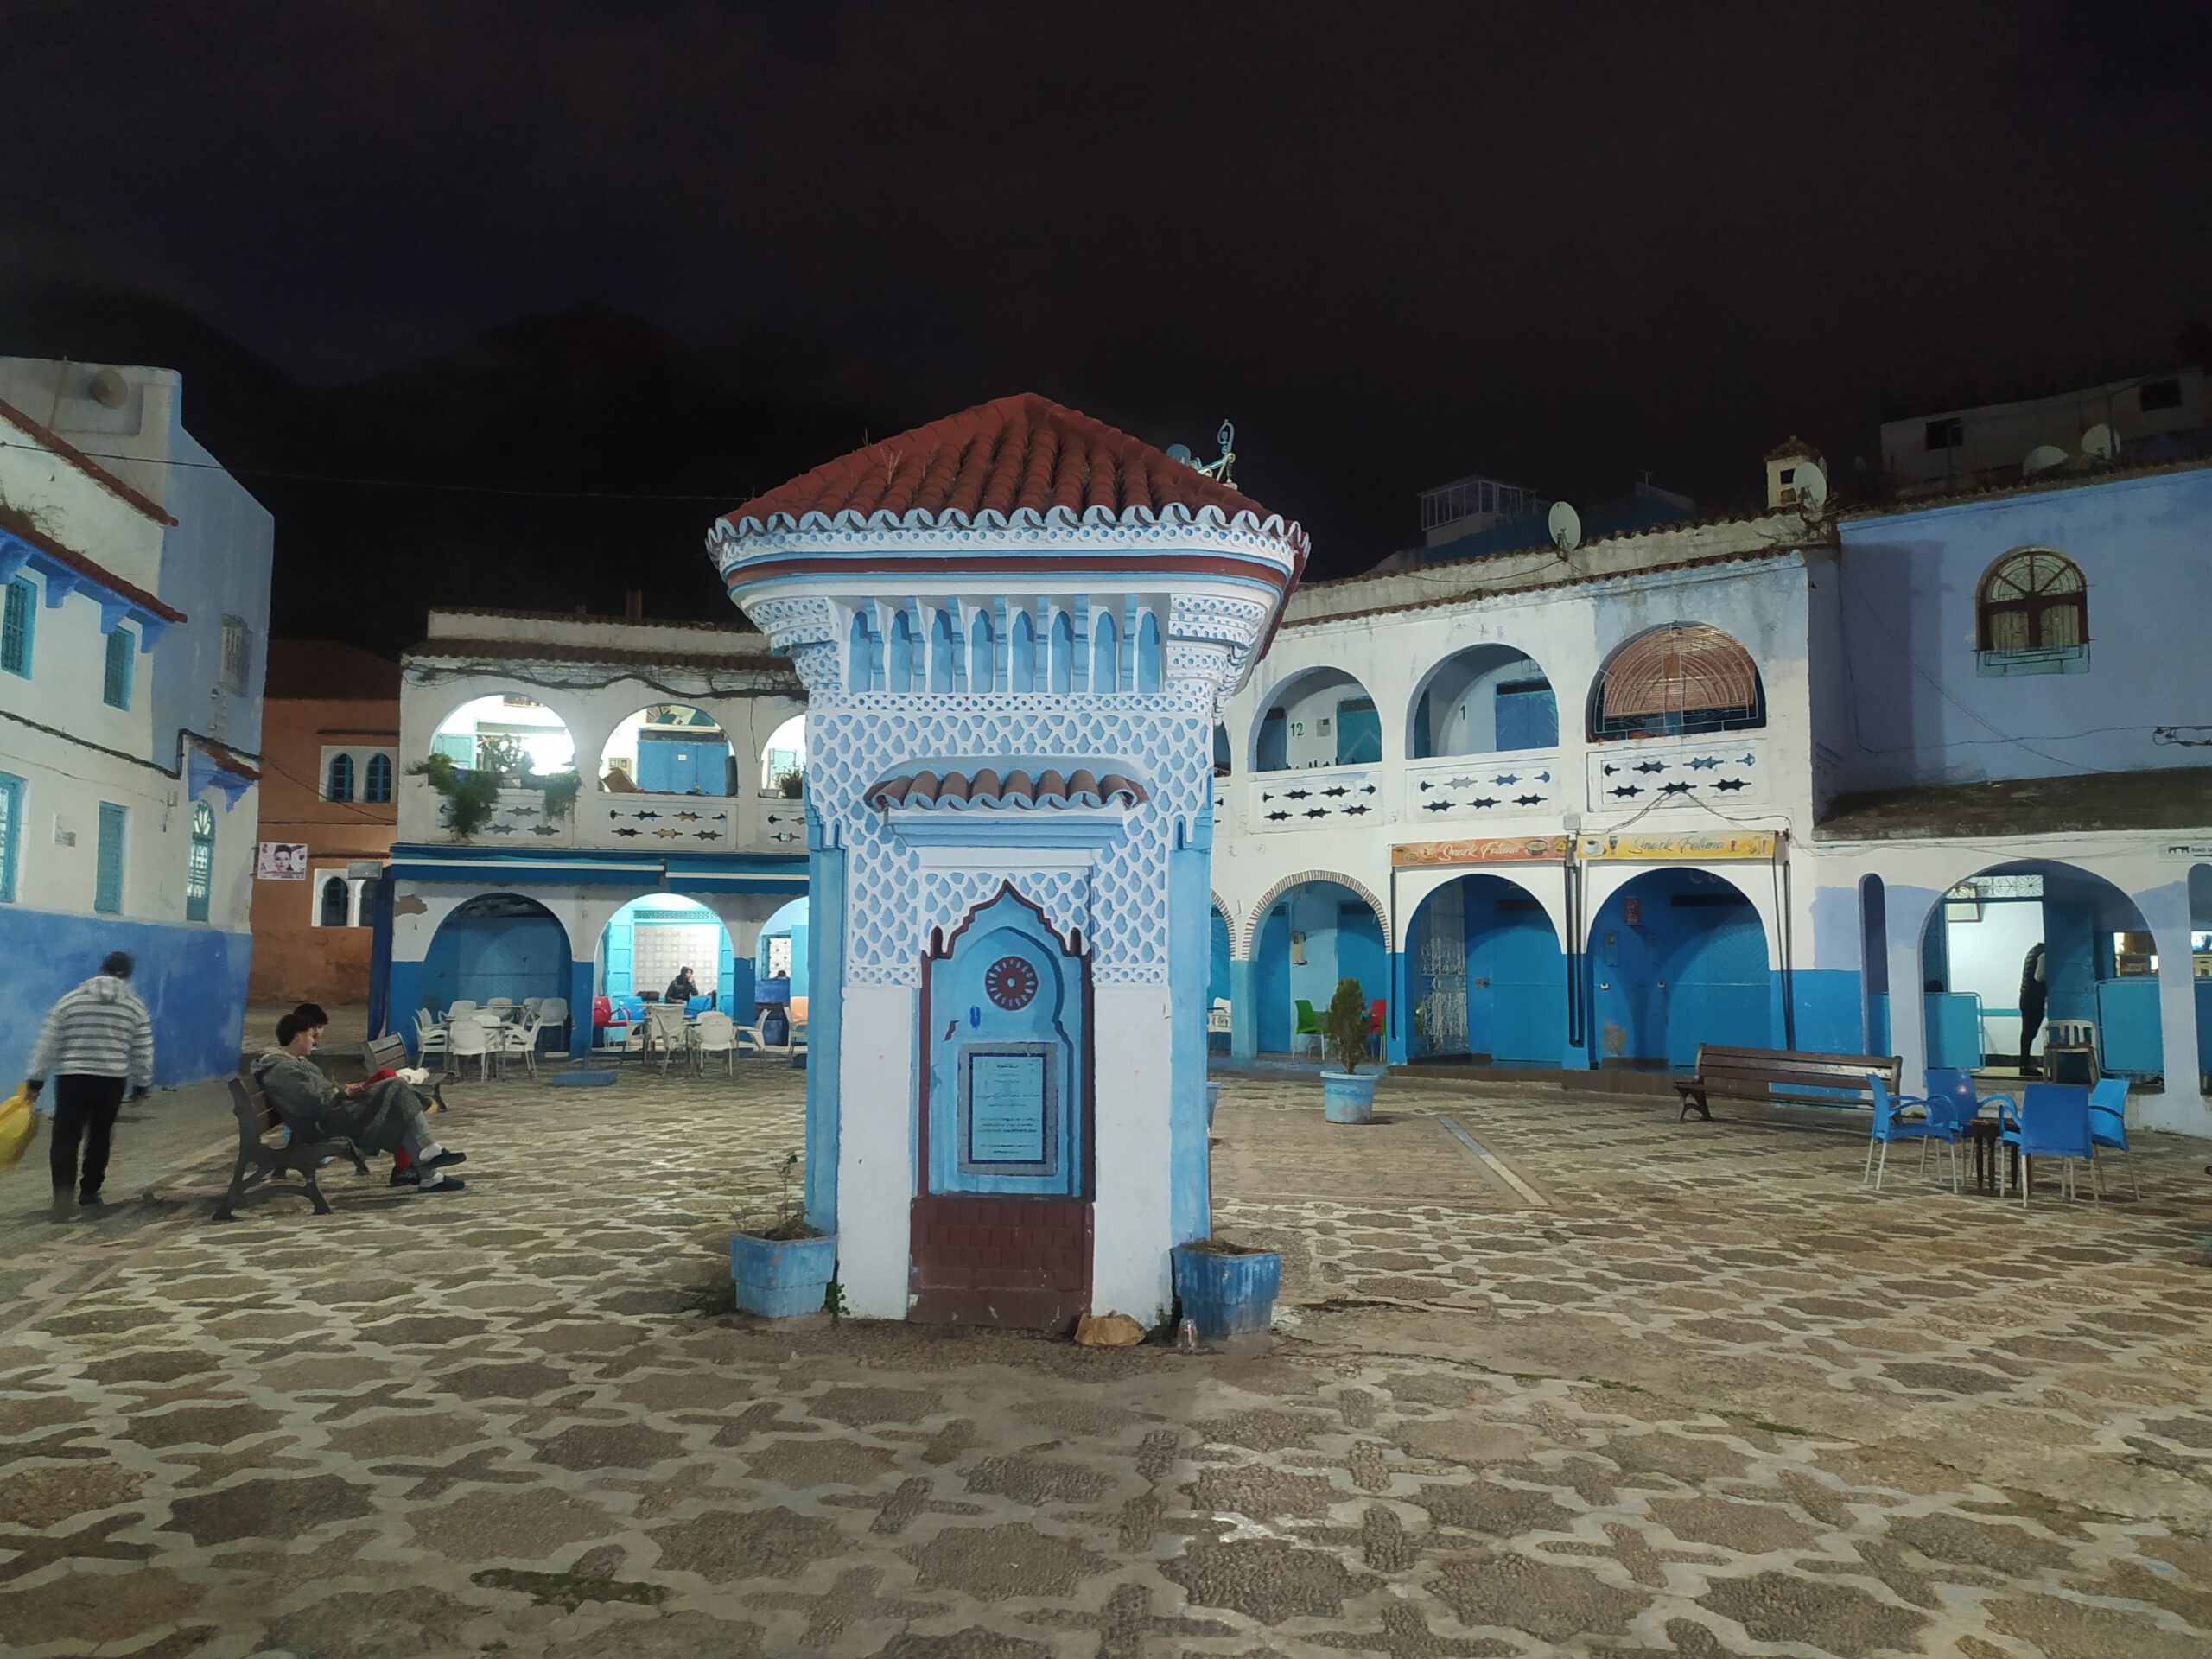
[{"xmin": 1598, "ymin": 625, "xmax": 1759, "ymax": 720}]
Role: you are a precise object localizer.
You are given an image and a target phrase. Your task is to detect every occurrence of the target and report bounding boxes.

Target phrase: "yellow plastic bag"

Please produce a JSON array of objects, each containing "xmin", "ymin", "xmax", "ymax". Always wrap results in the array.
[{"xmin": 0, "ymin": 1084, "xmax": 39, "ymax": 1173}]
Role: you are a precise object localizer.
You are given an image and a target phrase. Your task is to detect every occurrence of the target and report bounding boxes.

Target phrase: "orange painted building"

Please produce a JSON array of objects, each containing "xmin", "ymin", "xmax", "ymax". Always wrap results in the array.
[{"xmin": 247, "ymin": 641, "xmax": 401, "ymax": 1005}]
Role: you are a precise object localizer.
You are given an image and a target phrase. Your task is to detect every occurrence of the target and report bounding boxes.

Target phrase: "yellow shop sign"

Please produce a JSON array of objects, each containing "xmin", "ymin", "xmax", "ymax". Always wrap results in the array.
[{"xmin": 1577, "ymin": 830, "xmax": 1779, "ymax": 861}]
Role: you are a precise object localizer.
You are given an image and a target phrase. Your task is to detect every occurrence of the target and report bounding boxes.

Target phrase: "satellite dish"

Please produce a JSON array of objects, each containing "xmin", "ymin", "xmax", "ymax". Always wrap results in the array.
[
  {"xmin": 2082, "ymin": 423, "xmax": 2119, "ymax": 461},
  {"xmin": 86, "ymin": 367, "xmax": 128, "ymax": 409},
  {"xmin": 2022, "ymin": 443, "xmax": 2069, "ymax": 478},
  {"xmin": 1796, "ymin": 466, "xmax": 1829, "ymax": 509},
  {"xmin": 1166, "ymin": 442, "xmax": 1194, "ymax": 466},
  {"xmin": 1548, "ymin": 501, "xmax": 1583, "ymax": 551}
]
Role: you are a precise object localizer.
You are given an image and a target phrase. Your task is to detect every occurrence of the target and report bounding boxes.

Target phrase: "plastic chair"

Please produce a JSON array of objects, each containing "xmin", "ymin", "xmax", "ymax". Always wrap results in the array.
[
  {"xmin": 1293, "ymin": 999, "xmax": 1324, "ymax": 1058},
  {"xmin": 2088, "ymin": 1077, "xmax": 2137, "ymax": 1198},
  {"xmin": 538, "ymin": 996, "xmax": 570, "ymax": 1049},
  {"xmin": 1863, "ymin": 1074, "xmax": 1949, "ymax": 1192},
  {"xmin": 1366, "ymin": 999, "xmax": 1386, "ymax": 1058},
  {"xmin": 486, "ymin": 996, "xmax": 514, "ymax": 1010},
  {"xmin": 508, "ymin": 1010, "xmax": 545, "ymax": 1079},
  {"xmin": 1999, "ymin": 1083, "xmax": 2098, "ymax": 1205},
  {"xmin": 694, "ymin": 1012, "xmax": 739, "ymax": 1076},
  {"xmin": 414, "ymin": 1007, "xmax": 448, "ymax": 1063},
  {"xmin": 447, "ymin": 1000, "xmax": 479, "ymax": 1027},
  {"xmin": 446, "ymin": 1014, "xmax": 493, "ymax": 1083},
  {"xmin": 646, "ymin": 1003, "xmax": 690, "ymax": 1073}
]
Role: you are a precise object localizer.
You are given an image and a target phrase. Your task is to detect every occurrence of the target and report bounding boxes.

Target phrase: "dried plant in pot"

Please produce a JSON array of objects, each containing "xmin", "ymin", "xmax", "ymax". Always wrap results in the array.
[
  {"xmin": 729, "ymin": 1150, "xmax": 839, "ymax": 1318},
  {"xmin": 1319, "ymin": 976, "xmax": 1382, "ymax": 1124}
]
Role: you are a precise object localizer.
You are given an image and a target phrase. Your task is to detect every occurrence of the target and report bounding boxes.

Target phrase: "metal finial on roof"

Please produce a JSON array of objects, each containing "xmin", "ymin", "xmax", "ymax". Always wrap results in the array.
[{"xmin": 1189, "ymin": 420, "xmax": 1236, "ymax": 488}]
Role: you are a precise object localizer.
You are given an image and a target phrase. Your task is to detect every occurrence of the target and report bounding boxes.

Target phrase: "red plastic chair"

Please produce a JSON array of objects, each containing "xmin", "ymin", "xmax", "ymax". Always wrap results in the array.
[{"xmin": 1367, "ymin": 999, "xmax": 1386, "ymax": 1058}]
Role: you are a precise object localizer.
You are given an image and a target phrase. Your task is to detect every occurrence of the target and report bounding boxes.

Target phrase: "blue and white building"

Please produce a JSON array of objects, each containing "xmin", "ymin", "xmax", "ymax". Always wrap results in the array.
[
  {"xmin": 0, "ymin": 357, "xmax": 270, "ymax": 1087},
  {"xmin": 378, "ymin": 609, "xmax": 809, "ymax": 1050},
  {"xmin": 1207, "ymin": 448, "xmax": 2212, "ymax": 1137},
  {"xmin": 716, "ymin": 394, "xmax": 1300, "ymax": 1327}
]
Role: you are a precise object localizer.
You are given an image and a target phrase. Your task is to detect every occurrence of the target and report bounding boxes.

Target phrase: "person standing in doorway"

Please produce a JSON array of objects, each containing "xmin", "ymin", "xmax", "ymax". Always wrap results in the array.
[
  {"xmin": 2018, "ymin": 941, "xmax": 2048, "ymax": 1077},
  {"xmin": 25, "ymin": 950, "xmax": 154, "ymax": 1221}
]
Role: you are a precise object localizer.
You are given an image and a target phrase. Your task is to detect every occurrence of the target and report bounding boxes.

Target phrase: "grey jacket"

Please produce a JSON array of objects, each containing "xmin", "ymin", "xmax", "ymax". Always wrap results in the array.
[{"xmin": 251, "ymin": 1048, "xmax": 423, "ymax": 1154}]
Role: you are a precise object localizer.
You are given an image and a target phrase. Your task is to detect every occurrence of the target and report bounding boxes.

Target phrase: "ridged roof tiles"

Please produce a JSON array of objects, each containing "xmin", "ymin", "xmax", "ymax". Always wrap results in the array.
[{"xmin": 718, "ymin": 394, "xmax": 1292, "ymax": 541}]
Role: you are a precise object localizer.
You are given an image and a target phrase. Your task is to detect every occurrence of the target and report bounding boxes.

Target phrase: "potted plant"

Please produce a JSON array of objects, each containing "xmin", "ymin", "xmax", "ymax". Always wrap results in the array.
[
  {"xmin": 729, "ymin": 1150, "xmax": 837, "ymax": 1318},
  {"xmin": 1171, "ymin": 1236, "xmax": 1282, "ymax": 1340},
  {"xmin": 1319, "ymin": 976, "xmax": 1382, "ymax": 1124}
]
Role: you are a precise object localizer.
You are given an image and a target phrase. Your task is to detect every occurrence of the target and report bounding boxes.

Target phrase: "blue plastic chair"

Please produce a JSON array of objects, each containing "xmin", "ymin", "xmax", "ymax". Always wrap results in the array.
[
  {"xmin": 1864, "ymin": 1074, "xmax": 1949, "ymax": 1192},
  {"xmin": 2088, "ymin": 1077, "xmax": 2137, "ymax": 1198},
  {"xmin": 1999, "ymin": 1083, "xmax": 2097, "ymax": 1205}
]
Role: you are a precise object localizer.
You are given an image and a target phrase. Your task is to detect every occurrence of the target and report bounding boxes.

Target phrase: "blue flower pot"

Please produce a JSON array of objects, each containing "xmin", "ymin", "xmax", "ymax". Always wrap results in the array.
[
  {"xmin": 1205, "ymin": 1080, "xmax": 1222, "ymax": 1129},
  {"xmin": 729, "ymin": 1230, "xmax": 837, "ymax": 1319},
  {"xmin": 1173, "ymin": 1243, "xmax": 1282, "ymax": 1340},
  {"xmin": 1320, "ymin": 1068, "xmax": 1382, "ymax": 1124}
]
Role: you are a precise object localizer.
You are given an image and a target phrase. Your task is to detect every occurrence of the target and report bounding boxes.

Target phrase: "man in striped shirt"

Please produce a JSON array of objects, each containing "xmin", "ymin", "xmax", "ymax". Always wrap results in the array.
[{"xmin": 27, "ymin": 950, "xmax": 155, "ymax": 1221}]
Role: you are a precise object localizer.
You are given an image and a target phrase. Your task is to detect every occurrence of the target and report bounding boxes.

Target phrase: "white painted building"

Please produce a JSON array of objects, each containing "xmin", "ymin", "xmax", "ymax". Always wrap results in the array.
[
  {"xmin": 379, "ymin": 609, "xmax": 809, "ymax": 1048},
  {"xmin": 0, "ymin": 358, "xmax": 270, "ymax": 1086},
  {"xmin": 1882, "ymin": 366, "xmax": 2211, "ymax": 494},
  {"xmin": 1207, "ymin": 455, "xmax": 2212, "ymax": 1139}
]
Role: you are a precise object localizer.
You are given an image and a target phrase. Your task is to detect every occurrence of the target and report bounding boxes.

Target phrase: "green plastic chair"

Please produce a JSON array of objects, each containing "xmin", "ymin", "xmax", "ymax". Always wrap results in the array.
[{"xmin": 1293, "ymin": 999, "xmax": 1324, "ymax": 1058}]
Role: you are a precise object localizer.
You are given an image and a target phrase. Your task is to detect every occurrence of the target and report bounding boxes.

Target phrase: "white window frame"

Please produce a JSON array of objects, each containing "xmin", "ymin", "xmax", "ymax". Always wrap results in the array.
[
  {"xmin": 308, "ymin": 867, "xmax": 374, "ymax": 928},
  {"xmin": 320, "ymin": 746, "xmax": 398, "ymax": 804}
]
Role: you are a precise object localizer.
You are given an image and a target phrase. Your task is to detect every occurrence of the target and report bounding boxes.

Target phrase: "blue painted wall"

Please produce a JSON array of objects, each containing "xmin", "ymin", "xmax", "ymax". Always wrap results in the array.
[
  {"xmin": 1208, "ymin": 912, "xmax": 1231, "ymax": 1007},
  {"xmin": 1169, "ymin": 837, "xmax": 1211, "ymax": 1241},
  {"xmin": 804, "ymin": 848, "xmax": 843, "ymax": 1230},
  {"xmin": 150, "ymin": 425, "xmax": 273, "ymax": 759},
  {"xmin": 1589, "ymin": 870, "xmax": 1770, "ymax": 1066},
  {"xmin": 0, "ymin": 908, "xmax": 251, "ymax": 1087},
  {"xmin": 1255, "ymin": 907, "xmax": 1290, "ymax": 1052},
  {"xmin": 1825, "ymin": 467, "xmax": 2212, "ymax": 793},
  {"xmin": 420, "ymin": 904, "xmax": 570, "ymax": 1009}
]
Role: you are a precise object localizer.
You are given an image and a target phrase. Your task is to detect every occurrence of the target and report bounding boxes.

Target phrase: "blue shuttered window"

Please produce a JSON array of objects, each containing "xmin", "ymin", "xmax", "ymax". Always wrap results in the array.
[
  {"xmin": 103, "ymin": 627, "xmax": 134, "ymax": 709},
  {"xmin": 327, "ymin": 753, "xmax": 354, "ymax": 803},
  {"xmin": 1, "ymin": 577, "xmax": 33, "ymax": 677},
  {"xmin": 94, "ymin": 803, "xmax": 126, "ymax": 914},
  {"xmin": 0, "ymin": 772, "xmax": 23, "ymax": 903},
  {"xmin": 364, "ymin": 753, "xmax": 393, "ymax": 803},
  {"xmin": 185, "ymin": 801, "xmax": 213, "ymax": 922}
]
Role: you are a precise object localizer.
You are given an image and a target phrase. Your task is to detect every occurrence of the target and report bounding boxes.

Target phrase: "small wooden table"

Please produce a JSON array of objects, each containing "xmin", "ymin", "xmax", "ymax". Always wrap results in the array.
[{"xmin": 1961, "ymin": 1119, "xmax": 2020, "ymax": 1194}]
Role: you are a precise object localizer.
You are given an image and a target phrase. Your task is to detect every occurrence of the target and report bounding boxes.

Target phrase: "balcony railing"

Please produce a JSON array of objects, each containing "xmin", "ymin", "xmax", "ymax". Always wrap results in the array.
[
  {"xmin": 1249, "ymin": 764, "xmax": 1384, "ymax": 830},
  {"xmin": 401, "ymin": 773, "xmax": 803, "ymax": 855},
  {"xmin": 1585, "ymin": 734, "xmax": 1767, "ymax": 811},
  {"xmin": 1404, "ymin": 752, "xmax": 1561, "ymax": 826}
]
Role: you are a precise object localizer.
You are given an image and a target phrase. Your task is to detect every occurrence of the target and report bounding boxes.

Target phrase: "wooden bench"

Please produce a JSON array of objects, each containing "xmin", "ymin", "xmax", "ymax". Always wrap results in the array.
[
  {"xmin": 212, "ymin": 1073, "xmax": 368, "ymax": 1221},
  {"xmin": 363, "ymin": 1032, "xmax": 450, "ymax": 1110},
  {"xmin": 1674, "ymin": 1046, "xmax": 1901, "ymax": 1122}
]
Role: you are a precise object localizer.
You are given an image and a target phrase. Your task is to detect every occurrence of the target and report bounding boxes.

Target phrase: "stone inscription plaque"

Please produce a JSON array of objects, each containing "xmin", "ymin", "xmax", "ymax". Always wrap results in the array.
[{"xmin": 957, "ymin": 1042, "xmax": 1058, "ymax": 1177}]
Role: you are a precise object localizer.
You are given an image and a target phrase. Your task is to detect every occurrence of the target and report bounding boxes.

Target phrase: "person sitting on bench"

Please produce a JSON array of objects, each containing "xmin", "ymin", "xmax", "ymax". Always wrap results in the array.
[{"xmin": 254, "ymin": 1007, "xmax": 468, "ymax": 1194}]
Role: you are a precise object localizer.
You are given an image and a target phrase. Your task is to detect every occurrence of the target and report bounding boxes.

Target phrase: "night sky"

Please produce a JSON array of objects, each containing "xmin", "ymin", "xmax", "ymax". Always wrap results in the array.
[{"xmin": 4, "ymin": 3, "xmax": 2207, "ymax": 654}]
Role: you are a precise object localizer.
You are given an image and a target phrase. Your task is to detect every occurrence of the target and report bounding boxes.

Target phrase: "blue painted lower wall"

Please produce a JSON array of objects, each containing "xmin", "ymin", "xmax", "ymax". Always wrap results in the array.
[
  {"xmin": 804, "ymin": 849, "xmax": 843, "ymax": 1230},
  {"xmin": 0, "ymin": 908, "xmax": 251, "ymax": 1088},
  {"xmin": 1168, "ymin": 840, "xmax": 1210, "ymax": 1242}
]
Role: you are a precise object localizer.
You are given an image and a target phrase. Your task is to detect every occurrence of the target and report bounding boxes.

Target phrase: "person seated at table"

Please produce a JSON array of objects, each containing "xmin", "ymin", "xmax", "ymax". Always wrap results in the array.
[
  {"xmin": 664, "ymin": 966, "xmax": 700, "ymax": 1007},
  {"xmin": 254, "ymin": 1006, "xmax": 468, "ymax": 1194}
]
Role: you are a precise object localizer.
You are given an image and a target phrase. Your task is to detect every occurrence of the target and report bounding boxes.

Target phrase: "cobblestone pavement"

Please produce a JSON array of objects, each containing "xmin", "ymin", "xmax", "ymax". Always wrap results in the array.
[{"xmin": 3, "ymin": 1064, "xmax": 2209, "ymax": 1657}]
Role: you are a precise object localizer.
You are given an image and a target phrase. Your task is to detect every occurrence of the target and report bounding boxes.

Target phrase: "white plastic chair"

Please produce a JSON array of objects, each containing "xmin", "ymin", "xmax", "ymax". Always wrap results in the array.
[
  {"xmin": 447, "ymin": 999, "xmax": 479, "ymax": 1026},
  {"xmin": 646, "ymin": 1003, "xmax": 691, "ymax": 1073},
  {"xmin": 538, "ymin": 995, "xmax": 571, "ymax": 1050},
  {"xmin": 415, "ymin": 1007, "xmax": 449, "ymax": 1062},
  {"xmin": 507, "ymin": 1010, "xmax": 546, "ymax": 1079},
  {"xmin": 694, "ymin": 1011, "xmax": 739, "ymax": 1076},
  {"xmin": 486, "ymin": 996, "xmax": 514, "ymax": 1010},
  {"xmin": 446, "ymin": 1014, "xmax": 493, "ymax": 1082},
  {"xmin": 522, "ymin": 996, "xmax": 543, "ymax": 1019}
]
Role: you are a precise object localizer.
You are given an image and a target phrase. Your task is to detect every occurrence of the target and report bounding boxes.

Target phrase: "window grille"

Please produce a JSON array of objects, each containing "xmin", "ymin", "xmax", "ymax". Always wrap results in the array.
[
  {"xmin": 1978, "ymin": 549, "xmax": 2086, "ymax": 656},
  {"xmin": 94, "ymin": 803, "xmax": 126, "ymax": 914},
  {"xmin": 1590, "ymin": 624, "xmax": 1765, "ymax": 741},
  {"xmin": 327, "ymin": 753, "xmax": 355, "ymax": 803},
  {"xmin": 221, "ymin": 616, "xmax": 251, "ymax": 695},
  {"xmin": 185, "ymin": 801, "xmax": 213, "ymax": 922},
  {"xmin": 103, "ymin": 626, "xmax": 134, "ymax": 709},
  {"xmin": 1, "ymin": 578, "xmax": 33, "ymax": 677},
  {"xmin": 364, "ymin": 753, "xmax": 393, "ymax": 803},
  {"xmin": 0, "ymin": 772, "xmax": 22, "ymax": 903}
]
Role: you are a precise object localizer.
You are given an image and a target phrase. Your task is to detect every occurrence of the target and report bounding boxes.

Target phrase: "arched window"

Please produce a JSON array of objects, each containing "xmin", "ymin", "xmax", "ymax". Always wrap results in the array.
[
  {"xmin": 1135, "ymin": 613, "xmax": 1162, "ymax": 692},
  {"xmin": 185, "ymin": 801, "xmax": 213, "ymax": 923},
  {"xmin": 1050, "ymin": 611, "xmax": 1074, "ymax": 693},
  {"xmin": 970, "ymin": 612, "xmax": 996, "ymax": 692},
  {"xmin": 1093, "ymin": 613, "xmax": 1121, "ymax": 692},
  {"xmin": 887, "ymin": 610, "xmax": 917, "ymax": 692},
  {"xmin": 320, "ymin": 874, "xmax": 350, "ymax": 927},
  {"xmin": 1589, "ymin": 624, "xmax": 1764, "ymax": 741},
  {"xmin": 1010, "ymin": 611, "xmax": 1037, "ymax": 691},
  {"xmin": 1978, "ymin": 549, "xmax": 2087, "ymax": 661},
  {"xmin": 326, "ymin": 753, "xmax": 354, "ymax": 803},
  {"xmin": 355, "ymin": 873, "xmax": 380, "ymax": 928},
  {"xmin": 848, "ymin": 610, "xmax": 881, "ymax": 693},
  {"xmin": 363, "ymin": 753, "xmax": 393, "ymax": 804},
  {"xmin": 929, "ymin": 610, "xmax": 955, "ymax": 692}
]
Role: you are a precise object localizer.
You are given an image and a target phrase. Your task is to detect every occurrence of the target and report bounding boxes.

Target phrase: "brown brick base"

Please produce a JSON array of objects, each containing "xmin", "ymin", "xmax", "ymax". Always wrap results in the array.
[{"xmin": 908, "ymin": 1195, "xmax": 1092, "ymax": 1332}]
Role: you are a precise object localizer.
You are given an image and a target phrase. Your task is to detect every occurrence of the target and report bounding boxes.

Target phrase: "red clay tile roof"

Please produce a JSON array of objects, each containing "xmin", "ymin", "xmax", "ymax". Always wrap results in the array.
[
  {"xmin": 866, "ymin": 766, "xmax": 1147, "ymax": 812},
  {"xmin": 0, "ymin": 511, "xmax": 188, "ymax": 624},
  {"xmin": 404, "ymin": 635, "xmax": 798, "ymax": 681},
  {"xmin": 0, "ymin": 399, "xmax": 179, "ymax": 525},
  {"xmin": 720, "ymin": 395, "xmax": 1287, "ymax": 537}
]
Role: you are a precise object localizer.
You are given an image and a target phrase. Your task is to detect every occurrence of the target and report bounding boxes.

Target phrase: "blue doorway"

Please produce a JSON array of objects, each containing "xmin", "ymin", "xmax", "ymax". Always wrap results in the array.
[{"xmin": 1588, "ymin": 868, "xmax": 1770, "ymax": 1068}]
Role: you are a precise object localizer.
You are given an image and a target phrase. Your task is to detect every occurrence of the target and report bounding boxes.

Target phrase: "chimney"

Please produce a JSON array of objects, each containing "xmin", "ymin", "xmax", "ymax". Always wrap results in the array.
[{"xmin": 623, "ymin": 590, "xmax": 644, "ymax": 621}]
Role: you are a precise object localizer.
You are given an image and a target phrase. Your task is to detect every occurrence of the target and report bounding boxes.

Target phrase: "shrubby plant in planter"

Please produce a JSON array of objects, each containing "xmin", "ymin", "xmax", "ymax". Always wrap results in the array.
[
  {"xmin": 1319, "ymin": 976, "xmax": 1382, "ymax": 1124},
  {"xmin": 729, "ymin": 1149, "xmax": 838, "ymax": 1318},
  {"xmin": 409, "ymin": 734, "xmax": 580, "ymax": 842}
]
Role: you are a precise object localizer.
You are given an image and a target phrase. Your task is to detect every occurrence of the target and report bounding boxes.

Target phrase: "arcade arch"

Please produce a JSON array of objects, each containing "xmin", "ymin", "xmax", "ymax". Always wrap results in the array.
[
  {"xmin": 429, "ymin": 693, "xmax": 575, "ymax": 776},
  {"xmin": 1405, "ymin": 872, "xmax": 1566, "ymax": 1065},
  {"xmin": 1919, "ymin": 859, "xmax": 2165, "ymax": 1080},
  {"xmin": 1587, "ymin": 867, "xmax": 1771, "ymax": 1067},
  {"xmin": 1251, "ymin": 667, "xmax": 1382, "ymax": 772},
  {"xmin": 1243, "ymin": 873, "xmax": 1392, "ymax": 1055},
  {"xmin": 597, "ymin": 702, "xmax": 734, "ymax": 796},
  {"xmin": 1408, "ymin": 645, "xmax": 1558, "ymax": 759}
]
